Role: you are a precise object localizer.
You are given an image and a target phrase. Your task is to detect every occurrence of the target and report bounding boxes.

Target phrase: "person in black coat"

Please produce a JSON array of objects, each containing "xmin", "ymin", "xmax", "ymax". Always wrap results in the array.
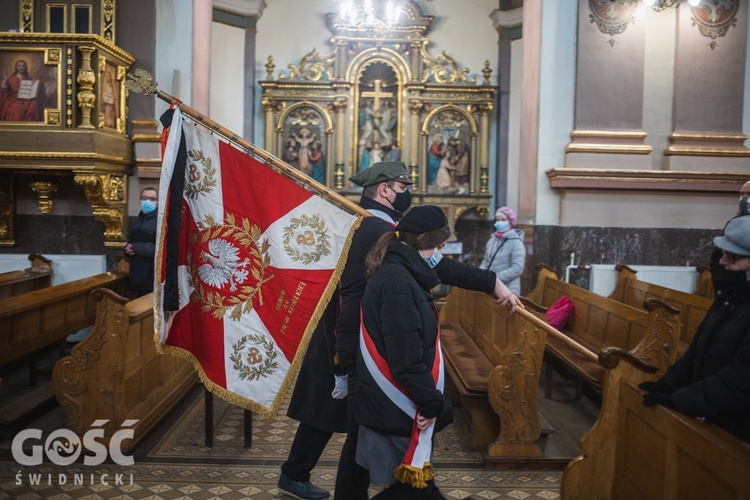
[
  {"xmin": 708, "ymin": 180, "xmax": 750, "ymax": 295},
  {"xmin": 354, "ymin": 205, "xmax": 452, "ymax": 499},
  {"xmin": 124, "ymin": 187, "xmax": 158, "ymax": 297},
  {"xmin": 278, "ymin": 162, "xmax": 523, "ymax": 500},
  {"xmin": 640, "ymin": 216, "xmax": 750, "ymax": 442}
]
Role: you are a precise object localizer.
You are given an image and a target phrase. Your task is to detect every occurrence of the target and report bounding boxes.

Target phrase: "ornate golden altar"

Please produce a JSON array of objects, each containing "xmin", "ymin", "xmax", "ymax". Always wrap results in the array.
[{"xmin": 260, "ymin": 0, "xmax": 496, "ymax": 232}]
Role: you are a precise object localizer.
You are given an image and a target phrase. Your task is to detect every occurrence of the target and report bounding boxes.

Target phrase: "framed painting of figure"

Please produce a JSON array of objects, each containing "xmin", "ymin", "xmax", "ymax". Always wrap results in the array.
[
  {"xmin": 424, "ymin": 106, "xmax": 474, "ymax": 195},
  {"xmin": 0, "ymin": 49, "xmax": 60, "ymax": 125},
  {"xmin": 279, "ymin": 103, "xmax": 329, "ymax": 186},
  {"xmin": 99, "ymin": 59, "xmax": 121, "ymax": 131}
]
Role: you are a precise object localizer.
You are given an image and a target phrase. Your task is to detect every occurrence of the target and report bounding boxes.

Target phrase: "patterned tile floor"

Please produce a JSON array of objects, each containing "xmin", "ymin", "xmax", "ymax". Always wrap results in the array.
[{"xmin": 0, "ymin": 386, "xmax": 568, "ymax": 499}]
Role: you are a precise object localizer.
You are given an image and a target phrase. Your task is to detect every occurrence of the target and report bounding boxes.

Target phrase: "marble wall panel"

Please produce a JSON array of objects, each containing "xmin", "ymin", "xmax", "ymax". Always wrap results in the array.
[{"xmin": 455, "ymin": 218, "xmax": 721, "ymax": 295}]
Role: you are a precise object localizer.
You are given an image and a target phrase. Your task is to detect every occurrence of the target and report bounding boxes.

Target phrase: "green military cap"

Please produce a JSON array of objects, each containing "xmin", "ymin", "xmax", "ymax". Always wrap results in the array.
[{"xmin": 349, "ymin": 161, "xmax": 414, "ymax": 187}]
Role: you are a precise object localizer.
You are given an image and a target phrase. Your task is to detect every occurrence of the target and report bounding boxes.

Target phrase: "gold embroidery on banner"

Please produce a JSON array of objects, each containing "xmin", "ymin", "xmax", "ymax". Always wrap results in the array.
[
  {"xmin": 283, "ymin": 214, "xmax": 332, "ymax": 264},
  {"xmin": 190, "ymin": 214, "xmax": 274, "ymax": 320},
  {"xmin": 230, "ymin": 333, "xmax": 279, "ymax": 381},
  {"xmin": 185, "ymin": 150, "xmax": 217, "ymax": 199}
]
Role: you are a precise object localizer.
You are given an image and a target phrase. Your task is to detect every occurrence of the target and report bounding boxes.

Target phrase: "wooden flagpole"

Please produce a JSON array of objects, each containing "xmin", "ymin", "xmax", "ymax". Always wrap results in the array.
[{"xmin": 125, "ymin": 69, "xmax": 370, "ymax": 218}]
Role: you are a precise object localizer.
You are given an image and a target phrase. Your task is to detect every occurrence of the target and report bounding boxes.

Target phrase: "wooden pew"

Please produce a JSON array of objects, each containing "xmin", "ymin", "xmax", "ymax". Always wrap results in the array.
[
  {"xmin": 694, "ymin": 265, "xmax": 714, "ymax": 299},
  {"xmin": 439, "ymin": 287, "xmax": 551, "ymax": 458},
  {"xmin": 608, "ymin": 264, "xmax": 712, "ymax": 353},
  {"xmin": 560, "ymin": 324, "xmax": 750, "ymax": 499},
  {"xmin": 0, "ymin": 258, "xmax": 128, "ymax": 368},
  {"xmin": 525, "ymin": 264, "xmax": 681, "ymax": 397},
  {"xmin": 0, "ymin": 254, "xmax": 52, "ymax": 299},
  {"xmin": 53, "ymin": 289, "xmax": 198, "ymax": 453}
]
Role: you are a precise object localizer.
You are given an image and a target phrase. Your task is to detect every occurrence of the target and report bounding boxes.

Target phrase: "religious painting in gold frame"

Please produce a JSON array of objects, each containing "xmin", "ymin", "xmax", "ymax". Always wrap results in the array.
[
  {"xmin": 98, "ymin": 56, "xmax": 120, "ymax": 130},
  {"xmin": 279, "ymin": 102, "xmax": 330, "ymax": 186},
  {"xmin": 424, "ymin": 105, "xmax": 474, "ymax": 196},
  {"xmin": 0, "ymin": 48, "xmax": 60, "ymax": 125}
]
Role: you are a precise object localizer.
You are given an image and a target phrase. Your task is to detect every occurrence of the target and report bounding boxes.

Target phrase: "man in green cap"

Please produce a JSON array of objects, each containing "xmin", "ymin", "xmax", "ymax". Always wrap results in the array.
[{"xmin": 280, "ymin": 161, "xmax": 523, "ymax": 500}]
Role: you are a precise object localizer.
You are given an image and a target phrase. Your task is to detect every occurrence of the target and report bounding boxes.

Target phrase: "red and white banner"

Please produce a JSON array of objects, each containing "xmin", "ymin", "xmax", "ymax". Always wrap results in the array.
[{"xmin": 154, "ymin": 109, "xmax": 360, "ymax": 415}]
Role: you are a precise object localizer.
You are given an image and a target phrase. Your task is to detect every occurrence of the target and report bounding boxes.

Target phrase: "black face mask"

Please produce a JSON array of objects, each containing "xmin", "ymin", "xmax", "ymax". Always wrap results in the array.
[
  {"xmin": 391, "ymin": 188, "xmax": 412, "ymax": 213},
  {"xmin": 740, "ymin": 197, "xmax": 750, "ymax": 216}
]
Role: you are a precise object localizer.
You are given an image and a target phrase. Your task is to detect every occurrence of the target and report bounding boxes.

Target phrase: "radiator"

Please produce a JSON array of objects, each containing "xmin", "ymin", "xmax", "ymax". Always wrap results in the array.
[
  {"xmin": 589, "ymin": 264, "xmax": 699, "ymax": 297},
  {"xmin": 0, "ymin": 254, "xmax": 106, "ymax": 286}
]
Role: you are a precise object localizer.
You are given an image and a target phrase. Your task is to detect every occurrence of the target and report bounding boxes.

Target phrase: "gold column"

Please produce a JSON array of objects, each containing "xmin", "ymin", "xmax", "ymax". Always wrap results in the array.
[
  {"xmin": 479, "ymin": 103, "xmax": 492, "ymax": 194},
  {"xmin": 410, "ymin": 42, "xmax": 421, "ymax": 82},
  {"xmin": 333, "ymin": 96, "xmax": 348, "ymax": 190},
  {"xmin": 335, "ymin": 40, "xmax": 348, "ymax": 80},
  {"xmin": 77, "ymin": 46, "xmax": 96, "ymax": 129},
  {"xmin": 262, "ymin": 98, "xmax": 275, "ymax": 151},
  {"xmin": 408, "ymin": 98, "xmax": 422, "ymax": 188}
]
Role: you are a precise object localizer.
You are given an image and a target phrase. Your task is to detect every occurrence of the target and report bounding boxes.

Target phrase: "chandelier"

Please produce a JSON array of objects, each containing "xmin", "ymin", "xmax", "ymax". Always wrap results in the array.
[
  {"xmin": 643, "ymin": 0, "xmax": 701, "ymax": 11},
  {"xmin": 339, "ymin": 0, "xmax": 402, "ymax": 29}
]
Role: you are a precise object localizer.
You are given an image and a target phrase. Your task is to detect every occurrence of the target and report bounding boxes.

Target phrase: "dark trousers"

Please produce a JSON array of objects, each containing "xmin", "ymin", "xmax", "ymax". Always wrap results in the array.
[
  {"xmin": 372, "ymin": 480, "xmax": 446, "ymax": 499},
  {"xmin": 281, "ymin": 422, "xmax": 333, "ymax": 483},
  {"xmin": 333, "ymin": 369, "xmax": 370, "ymax": 500}
]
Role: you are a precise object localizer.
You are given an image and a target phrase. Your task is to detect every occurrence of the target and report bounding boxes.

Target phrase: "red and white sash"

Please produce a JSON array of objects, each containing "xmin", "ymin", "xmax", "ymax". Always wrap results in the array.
[{"xmin": 359, "ymin": 306, "xmax": 444, "ymax": 488}]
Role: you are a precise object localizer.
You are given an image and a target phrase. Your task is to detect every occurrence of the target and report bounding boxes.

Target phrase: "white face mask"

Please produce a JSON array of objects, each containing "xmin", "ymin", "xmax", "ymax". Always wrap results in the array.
[{"xmin": 423, "ymin": 248, "xmax": 443, "ymax": 268}]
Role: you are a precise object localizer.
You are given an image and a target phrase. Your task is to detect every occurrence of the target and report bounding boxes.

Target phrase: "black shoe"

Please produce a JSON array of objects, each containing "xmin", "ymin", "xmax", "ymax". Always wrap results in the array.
[{"xmin": 277, "ymin": 472, "xmax": 330, "ymax": 499}]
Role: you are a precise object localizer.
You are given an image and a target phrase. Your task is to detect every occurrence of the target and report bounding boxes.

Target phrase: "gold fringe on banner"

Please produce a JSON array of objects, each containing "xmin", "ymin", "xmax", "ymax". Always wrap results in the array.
[{"xmin": 130, "ymin": 67, "xmax": 369, "ymax": 416}]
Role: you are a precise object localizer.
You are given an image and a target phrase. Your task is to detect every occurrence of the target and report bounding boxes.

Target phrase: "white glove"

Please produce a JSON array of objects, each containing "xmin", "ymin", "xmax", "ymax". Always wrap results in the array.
[{"xmin": 331, "ymin": 374, "xmax": 348, "ymax": 399}]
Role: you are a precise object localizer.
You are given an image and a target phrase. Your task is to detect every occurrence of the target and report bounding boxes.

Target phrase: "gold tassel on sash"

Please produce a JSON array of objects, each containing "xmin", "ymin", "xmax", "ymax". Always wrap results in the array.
[{"xmin": 393, "ymin": 462, "xmax": 434, "ymax": 489}]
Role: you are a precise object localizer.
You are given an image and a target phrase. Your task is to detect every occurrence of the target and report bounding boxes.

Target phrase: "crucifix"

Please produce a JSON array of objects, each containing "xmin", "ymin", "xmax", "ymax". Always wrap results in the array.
[
  {"xmin": 361, "ymin": 79, "xmax": 394, "ymax": 113},
  {"xmin": 361, "ymin": 79, "xmax": 394, "ymax": 144}
]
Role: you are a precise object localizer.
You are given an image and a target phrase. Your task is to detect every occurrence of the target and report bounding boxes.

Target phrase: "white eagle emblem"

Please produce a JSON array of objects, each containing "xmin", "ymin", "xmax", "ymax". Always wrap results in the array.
[{"xmin": 198, "ymin": 238, "xmax": 251, "ymax": 292}]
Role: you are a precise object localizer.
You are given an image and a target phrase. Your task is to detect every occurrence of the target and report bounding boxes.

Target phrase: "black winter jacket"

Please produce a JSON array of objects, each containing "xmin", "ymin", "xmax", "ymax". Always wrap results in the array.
[
  {"xmin": 354, "ymin": 242, "xmax": 452, "ymax": 436},
  {"xmin": 658, "ymin": 279, "xmax": 750, "ymax": 442},
  {"xmin": 335, "ymin": 197, "xmax": 497, "ymax": 367},
  {"xmin": 128, "ymin": 210, "xmax": 157, "ymax": 293}
]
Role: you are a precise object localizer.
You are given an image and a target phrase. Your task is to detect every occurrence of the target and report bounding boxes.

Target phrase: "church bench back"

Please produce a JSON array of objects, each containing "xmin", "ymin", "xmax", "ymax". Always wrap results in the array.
[
  {"xmin": 53, "ymin": 288, "xmax": 197, "ymax": 453},
  {"xmin": 608, "ymin": 264, "xmax": 712, "ymax": 348},
  {"xmin": 0, "ymin": 254, "xmax": 52, "ymax": 299},
  {"xmin": 0, "ymin": 259, "xmax": 128, "ymax": 367},
  {"xmin": 440, "ymin": 287, "xmax": 549, "ymax": 458},
  {"xmin": 694, "ymin": 265, "xmax": 714, "ymax": 299},
  {"xmin": 561, "ymin": 346, "xmax": 750, "ymax": 500},
  {"xmin": 527, "ymin": 264, "xmax": 651, "ymax": 352}
]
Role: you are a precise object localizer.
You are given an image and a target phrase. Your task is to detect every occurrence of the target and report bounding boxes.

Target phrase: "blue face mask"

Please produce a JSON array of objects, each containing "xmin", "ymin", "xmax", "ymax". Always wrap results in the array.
[
  {"xmin": 494, "ymin": 220, "xmax": 509, "ymax": 232},
  {"xmin": 141, "ymin": 200, "xmax": 157, "ymax": 214},
  {"xmin": 423, "ymin": 248, "xmax": 443, "ymax": 268}
]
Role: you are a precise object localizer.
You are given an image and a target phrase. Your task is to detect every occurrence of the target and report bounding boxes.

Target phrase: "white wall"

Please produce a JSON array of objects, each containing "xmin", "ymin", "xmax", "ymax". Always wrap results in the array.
[
  {"xmin": 505, "ymin": 38, "xmax": 523, "ymax": 213},
  {"xmin": 210, "ymin": 21, "xmax": 246, "ymax": 133},
  {"xmin": 419, "ymin": 0, "xmax": 501, "ymax": 86},
  {"xmin": 642, "ymin": 4, "xmax": 676, "ymax": 168},
  {"xmin": 155, "ymin": 0, "xmax": 194, "ymax": 118},
  {"xmin": 536, "ymin": 0, "xmax": 576, "ymax": 226},
  {"xmin": 560, "ymin": 191, "xmax": 733, "ymax": 229}
]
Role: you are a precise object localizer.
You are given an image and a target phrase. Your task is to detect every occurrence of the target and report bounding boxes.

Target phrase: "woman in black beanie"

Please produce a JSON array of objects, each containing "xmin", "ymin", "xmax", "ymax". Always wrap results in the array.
[{"xmin": 353, "ymin": 205, "xmax": 451, "ymax": 499}]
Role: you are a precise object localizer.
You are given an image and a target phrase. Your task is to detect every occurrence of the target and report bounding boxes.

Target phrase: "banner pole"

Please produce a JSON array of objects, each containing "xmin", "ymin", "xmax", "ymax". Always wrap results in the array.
[
  {"xmin": 125, "ymin": 68, "xmax": 369, "ymax": 218},
  {"xmin": 155, "ymin": 89, "xmax": 369, "ymax": 218}
]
